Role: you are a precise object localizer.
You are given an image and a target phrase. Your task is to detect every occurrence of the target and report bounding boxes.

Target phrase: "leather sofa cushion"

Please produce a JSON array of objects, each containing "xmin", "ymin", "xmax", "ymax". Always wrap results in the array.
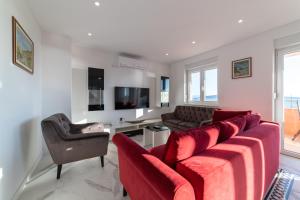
[
  {"xmin": 215, "ymin": 116, "xmax": 246, "ymax": 143},
  {"xmin": 212, "ymin": 110, "xmax": 251, "ymax": 122},
  {"xmin": 178, "ymin": 121, "xmax": 199, "ymax": 128},
  {"xmin": 174, "ymin": 106, "xmax": 215, "ymax": 123},
  {"xmin": 166, "ymin": 119, "xmax": 182, "ymax": 125},
  {"xmin": 164, "ymin": 125, "xmax": 220, "ymax": 167}
]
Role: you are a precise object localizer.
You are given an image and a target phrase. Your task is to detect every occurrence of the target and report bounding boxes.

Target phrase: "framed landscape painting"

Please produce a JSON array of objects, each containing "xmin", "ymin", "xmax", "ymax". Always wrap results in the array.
[
  {"xmin": 12, "ymin": 16, "xmax": 34, "ymax": 74},
  {"xmin": 232, "ymin": 57, "xmax": 252, "ymax": 79}
]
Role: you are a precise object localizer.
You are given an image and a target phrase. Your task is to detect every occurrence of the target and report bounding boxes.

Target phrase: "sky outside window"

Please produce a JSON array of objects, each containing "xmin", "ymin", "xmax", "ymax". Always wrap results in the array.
[{"xmin": 204, "ymin": 68, "xmax": 218, "ymax": 101}]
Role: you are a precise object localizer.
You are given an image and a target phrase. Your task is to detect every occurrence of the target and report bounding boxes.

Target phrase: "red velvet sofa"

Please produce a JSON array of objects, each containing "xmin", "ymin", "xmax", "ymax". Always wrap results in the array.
[{"xmin": 113, "ymin": 110, "xmax": 280, "ymax": 200}]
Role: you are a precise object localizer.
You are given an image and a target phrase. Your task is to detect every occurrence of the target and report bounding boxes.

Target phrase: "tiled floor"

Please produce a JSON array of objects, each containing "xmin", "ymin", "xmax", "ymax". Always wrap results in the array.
[
  {"xmin": 18, "ymin": 136, "xmax": 300, "ymax": 200},
  {"xmin": 17, "ymin": 135, "xmax": 140, "ymax": 200}
]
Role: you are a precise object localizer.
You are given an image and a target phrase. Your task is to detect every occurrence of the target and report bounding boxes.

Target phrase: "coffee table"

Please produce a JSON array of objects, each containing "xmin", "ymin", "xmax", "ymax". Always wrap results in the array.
[
  {"xmin": 143, "ymin": 125, "xmax": 170, "ymax": 147},
  {"xmin": 102, "ymin": 118, "xmax": 162, "ymax": 140}
]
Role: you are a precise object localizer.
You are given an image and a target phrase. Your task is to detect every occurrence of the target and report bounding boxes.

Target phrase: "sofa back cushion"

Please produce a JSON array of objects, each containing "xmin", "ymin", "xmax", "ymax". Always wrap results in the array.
[
  {"xmin": 164, "ymin": 125, "xmax": 220, "ymax": 167},
  {"xmin": 174, "ymin": 106, "xmax": 216, "ymax": 123},
  {"xmin": 215, "ymin": 116, "xmax": 246, "ymax": 143},
  {"xmin": 212, "ymin": 110, "xmax": 251, "ymax": 122},
  {"xmin": 244, "ymin": 113, "xmax": 261, "ymax": 131}
]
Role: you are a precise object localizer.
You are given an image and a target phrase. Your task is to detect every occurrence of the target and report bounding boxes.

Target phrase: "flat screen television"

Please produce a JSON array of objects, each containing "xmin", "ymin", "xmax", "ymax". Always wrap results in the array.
[{"xmin": 115, "ymin": 87, "xmax": 150, "ymax": 110}]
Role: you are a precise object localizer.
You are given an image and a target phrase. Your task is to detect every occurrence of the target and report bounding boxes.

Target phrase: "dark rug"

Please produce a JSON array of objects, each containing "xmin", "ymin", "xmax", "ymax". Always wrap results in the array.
[{"xmin": 264, "ymin": 169, "xmax": 295, "ymax": 200}]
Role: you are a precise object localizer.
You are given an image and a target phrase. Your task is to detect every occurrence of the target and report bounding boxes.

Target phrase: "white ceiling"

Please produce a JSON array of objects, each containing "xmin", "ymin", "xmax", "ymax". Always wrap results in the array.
[{"xmin": 27, "ymin": 0, "xmax": 300, "ymax": 64}]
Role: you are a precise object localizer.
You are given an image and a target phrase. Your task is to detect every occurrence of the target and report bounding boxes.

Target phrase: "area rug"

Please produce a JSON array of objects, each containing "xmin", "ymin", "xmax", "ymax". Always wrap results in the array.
[{"xmin": 264, "ymin": 169, "xmax": 295, "ymax": 200}]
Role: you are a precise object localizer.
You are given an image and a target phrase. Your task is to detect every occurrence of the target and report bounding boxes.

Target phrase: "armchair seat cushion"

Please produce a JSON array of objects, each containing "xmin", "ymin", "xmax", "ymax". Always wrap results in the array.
[
  {"xmin": 71, "ymin": 123, "xmax": 104, "ymax": 134},
  {"xmin": 63, "ymin": 131, "xmax": 109, "ymax": 141}
]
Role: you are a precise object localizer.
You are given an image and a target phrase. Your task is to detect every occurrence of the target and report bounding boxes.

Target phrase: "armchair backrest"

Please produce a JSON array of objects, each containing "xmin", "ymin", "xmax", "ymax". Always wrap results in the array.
[
  {"xmin": 42, "ymin": 113, "xmax": 71, "ymax": 136},
  {"xmin": 41, "ymin": 113, "xmax": 72, "ymax": 163}
]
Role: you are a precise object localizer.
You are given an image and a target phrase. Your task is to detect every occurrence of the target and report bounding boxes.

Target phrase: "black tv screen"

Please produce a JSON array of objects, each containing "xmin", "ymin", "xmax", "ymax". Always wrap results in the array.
[{"xmin": 115, "ymin": 87, "xmax": 149, "ymax": 110}]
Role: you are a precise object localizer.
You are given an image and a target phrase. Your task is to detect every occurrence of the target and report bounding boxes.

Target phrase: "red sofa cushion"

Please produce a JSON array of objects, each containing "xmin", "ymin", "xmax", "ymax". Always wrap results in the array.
[
  {"xmin": 149, "ymin": 144, "xmax": 166, "ymax": 161},
  {"xmin": 215, "ymin": 116, "xmax": 246, "ymax": 143},
  {"xmin": 113, "ymin": 133, "xmax": 195, "ymax": 200},
  {"xmin": 164, "ymin": 125, "xmax": 220, "ymax": 167},
  {"xmin": 176, "ymin": 122, "xmax": 280, "ymax": 200},
  {"xmin": 244, "ymin": 113, "xmax": 261, "ymax": 130},
  {"xmin": 212, "ymin": 110, "xmax": 251, "ymax": 122}
]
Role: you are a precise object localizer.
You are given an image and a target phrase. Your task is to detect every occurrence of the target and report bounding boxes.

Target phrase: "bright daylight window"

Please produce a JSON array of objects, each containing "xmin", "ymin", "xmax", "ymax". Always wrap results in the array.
[{"xmin": 187, "ymin": 67, "xmax": 218, "ymax": 103}]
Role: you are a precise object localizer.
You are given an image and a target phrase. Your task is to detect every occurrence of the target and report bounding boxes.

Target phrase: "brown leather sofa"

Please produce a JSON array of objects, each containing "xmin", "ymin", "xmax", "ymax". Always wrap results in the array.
[
  {"xmin": 41, "ymin": 113, "xmax": 109, "ymax": 179},
  {"xmin": 161, "ymin": 106, "xmax": 217, "ymax": 131}
]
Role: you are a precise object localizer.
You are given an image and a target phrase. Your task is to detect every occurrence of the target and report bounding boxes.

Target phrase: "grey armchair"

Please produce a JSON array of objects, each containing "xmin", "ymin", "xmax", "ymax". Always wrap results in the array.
[{"xmin": 41, "ymin": 113, "xmax": 109, "ymax": 179}]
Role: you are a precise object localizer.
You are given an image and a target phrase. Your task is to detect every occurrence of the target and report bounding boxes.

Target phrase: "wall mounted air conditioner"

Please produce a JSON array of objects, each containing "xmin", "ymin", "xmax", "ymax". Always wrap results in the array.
[{"xmin": 117, "ymin": 56, "xmax": 147, "ymax": 70}]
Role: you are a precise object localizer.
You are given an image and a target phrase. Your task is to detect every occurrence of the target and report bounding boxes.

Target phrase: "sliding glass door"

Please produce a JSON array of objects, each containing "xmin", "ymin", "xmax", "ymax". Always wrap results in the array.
[{"xmin": 276, "ymin": 45, "xmax": 300, "ymax": 157}]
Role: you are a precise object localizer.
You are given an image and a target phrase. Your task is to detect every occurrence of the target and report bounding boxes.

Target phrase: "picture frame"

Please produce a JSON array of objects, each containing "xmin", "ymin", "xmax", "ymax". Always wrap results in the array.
[
  {"xmin": 232, "ymin": 57, "xmax": 252, "ymax": 79},
  {"xmin": 12, "ymin": 16, "xmax": 34, "ymax": 74}
]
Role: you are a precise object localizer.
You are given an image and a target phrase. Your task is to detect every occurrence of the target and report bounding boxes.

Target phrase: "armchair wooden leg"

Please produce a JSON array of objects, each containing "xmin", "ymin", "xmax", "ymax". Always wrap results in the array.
[
  {"xmin": 100, "ymin": 156, "xmax": 104, "ymax": 168},
  {"xmin": 123, "ymin": 187, "xmax": 127, "ymax": 197},
  {"xmin": 57, "ymin": 164, "xmax": 62, "ymax": 180}
]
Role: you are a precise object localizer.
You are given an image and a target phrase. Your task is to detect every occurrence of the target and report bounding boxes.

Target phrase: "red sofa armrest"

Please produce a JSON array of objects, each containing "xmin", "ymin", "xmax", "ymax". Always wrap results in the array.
[{"xmin": 113, "ymin": 133, "xmax": 195, "ymax": 200}]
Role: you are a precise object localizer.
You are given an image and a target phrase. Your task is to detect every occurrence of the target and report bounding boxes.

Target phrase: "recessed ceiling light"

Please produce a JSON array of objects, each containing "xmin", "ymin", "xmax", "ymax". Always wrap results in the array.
[
  {"xmin": 165, "ymin": 53, "xmax": 169, "ymax": 56},
  {"xmin": 192, "ymin": 41, "xmax": 196, "ymax": 45},
  {"xmin": 94, "ymin": 1, "xmax": 100, "ymax": 6},
  {"xmin": 88, "ymin": 33, "xmax": 93, "ymax": 36},
  {"xmin": 238, "ymin": 19, "xmax": 244, "ymax": 24}
]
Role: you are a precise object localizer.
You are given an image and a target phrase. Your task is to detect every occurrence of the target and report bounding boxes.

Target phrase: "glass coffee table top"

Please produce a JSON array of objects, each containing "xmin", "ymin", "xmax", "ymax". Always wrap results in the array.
[{"xmin": 145, "ymin": 124, "xmax": 170, "ymax": 132}]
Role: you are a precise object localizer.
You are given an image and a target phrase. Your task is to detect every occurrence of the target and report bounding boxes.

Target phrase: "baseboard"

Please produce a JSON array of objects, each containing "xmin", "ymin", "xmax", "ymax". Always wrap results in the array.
[{"xmin": 11, "ymin": 152, "xmax": 43, "ymax": 200}]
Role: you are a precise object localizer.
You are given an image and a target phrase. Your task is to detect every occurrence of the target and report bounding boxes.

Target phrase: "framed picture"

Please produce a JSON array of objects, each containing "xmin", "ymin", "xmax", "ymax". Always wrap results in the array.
[
  {"xmin": 232, "ymin": 57, "xmax": 252, "ymax": 79},
  {"xmin": 12, "ymin": 16, "xmax": 34, "ymax": 74}
]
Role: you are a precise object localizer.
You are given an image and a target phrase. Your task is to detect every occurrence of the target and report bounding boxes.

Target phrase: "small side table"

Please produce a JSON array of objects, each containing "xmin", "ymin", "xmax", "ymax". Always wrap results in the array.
[{"xmin": 143, "ymin": 125, "xmax": 170, "ymax": 147}]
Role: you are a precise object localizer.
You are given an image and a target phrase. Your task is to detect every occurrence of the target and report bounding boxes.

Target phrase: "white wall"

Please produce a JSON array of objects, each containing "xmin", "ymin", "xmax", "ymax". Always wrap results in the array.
[
  {"xmin": 71, "ymin": 46, "xmax": 171, "ymax": 123},
  {"xmin": 41, "ymin": 32, "xmax": 72, "ymax": 118},
  {"xmin": 0, "ymin": 0, "xmax": 43, "ymax": 199},
  {"xmin": 171, "ymin": 20, "xmax": 300, "ymax": 121}
]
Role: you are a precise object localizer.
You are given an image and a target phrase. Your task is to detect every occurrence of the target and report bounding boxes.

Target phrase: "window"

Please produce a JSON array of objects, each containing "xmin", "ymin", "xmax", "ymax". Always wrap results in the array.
[
  {"xmin": 204, "ymin": 68, "xmax": 218, "ymax": 102},
  {"xmin": 160, "ymin": 76, "xmax": 170, "ymax": 107},
  {"xmin": 187, "ymin": 66, "xmax": 218, "ymax": 104},
  {"xmin": 188, "ymin": 71, "xmax": 201, "ymax": 102}
]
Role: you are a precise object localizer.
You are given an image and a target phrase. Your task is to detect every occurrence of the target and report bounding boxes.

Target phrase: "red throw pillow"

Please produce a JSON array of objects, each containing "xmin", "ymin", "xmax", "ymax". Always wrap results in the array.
[
  {"xmin": 244, "ymin": 113, "xmax": 261, "ymax": 130},
  {"xmin": 216, "ymin": 116, "xmax": 246, "ymax": 143},
  {"xmin": 164, "ymin": 125, "xmax": 220, "ymax": 167},
  {"xmin": 212, "ymin": 110, "xmax": 251, "ymax": 122}
]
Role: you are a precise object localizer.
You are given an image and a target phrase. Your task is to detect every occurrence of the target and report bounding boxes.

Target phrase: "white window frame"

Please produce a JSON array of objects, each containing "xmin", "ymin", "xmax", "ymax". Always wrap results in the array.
[
  {"xmin": 275, "ymin": 44, "xmax": 300, "ymax": 158},
  {"xmin": 186, "ymin": 64, "xmax": 218, "ymax": 105}
]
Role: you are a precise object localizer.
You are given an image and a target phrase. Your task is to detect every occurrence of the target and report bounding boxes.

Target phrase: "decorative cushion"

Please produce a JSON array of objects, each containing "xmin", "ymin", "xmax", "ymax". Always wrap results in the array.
[
  {"xmin": 215, "ymin": 116, "xmax": 246, "ymax": 143},
  {"xmin": 244, "ymin": 113, "xmax": 261, "ymax": 131},
  {"xmin": 212, "ymin": 110, "xmax": 251, "ymax": 122},
  {"xmin": 164, "ymin": 125, "xmax": 220, "ymax": 167},
  {"xmin": 149, "ymin": 145, "xmax": 166, "ymax": 161}
]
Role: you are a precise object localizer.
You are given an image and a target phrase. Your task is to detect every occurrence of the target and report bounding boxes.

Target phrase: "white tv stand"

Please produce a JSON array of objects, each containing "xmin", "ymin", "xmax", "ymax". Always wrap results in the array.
[{"xmin": 104, "ymin": 118, "xmax": 162, "ymax": 139}]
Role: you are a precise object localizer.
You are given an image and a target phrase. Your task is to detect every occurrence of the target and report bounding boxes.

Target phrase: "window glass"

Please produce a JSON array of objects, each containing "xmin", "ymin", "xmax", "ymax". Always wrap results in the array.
[
  {"xmin": 189, "ymin": 71, "xmax": 201, "ymax": 102},
  {"xmin": 204, "ymin": 68, "xmax": 218, "ymax": 101}
]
